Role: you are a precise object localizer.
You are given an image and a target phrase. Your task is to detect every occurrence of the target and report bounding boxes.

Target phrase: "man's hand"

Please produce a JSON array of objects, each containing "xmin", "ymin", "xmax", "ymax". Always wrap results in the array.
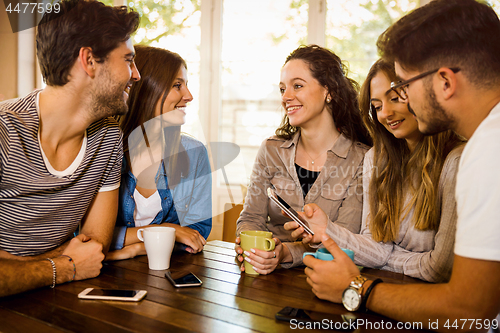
[
  {"xmin": 62, "ymin": 234, "xmax": 104, "ymax": 281},
  {"xmin": 303, "ymin": 235, "xmax": 359, "ymax": 303},
  {"xmin": 284, "ymin": 203, "xmax": 329, "ymax": 244}
]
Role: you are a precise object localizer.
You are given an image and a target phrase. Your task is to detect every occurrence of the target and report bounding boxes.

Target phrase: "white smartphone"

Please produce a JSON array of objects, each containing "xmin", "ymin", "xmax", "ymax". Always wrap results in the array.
[
  {"xmin": 78, "ymin": 288, "xmax": 147, "ymax": 301},
  {"xmin": 165, "ymin": 270, "xmax": 202, "ymax": 288},
  {"xmin": 267, "ymin": 187, "xmax": 314, "ymax": 235}
]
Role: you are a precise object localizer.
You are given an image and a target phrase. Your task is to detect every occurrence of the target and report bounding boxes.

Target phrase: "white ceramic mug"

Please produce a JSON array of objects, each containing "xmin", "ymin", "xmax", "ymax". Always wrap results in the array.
[{"xmin": 137, "ymin": 226, "xmax": 176, "ymax": 270}]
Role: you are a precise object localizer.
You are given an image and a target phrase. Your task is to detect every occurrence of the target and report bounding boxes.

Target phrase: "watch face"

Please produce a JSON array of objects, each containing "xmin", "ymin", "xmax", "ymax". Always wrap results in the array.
[{"xmin": 342, "ymin": 288, "xmax": 361, "ymax": 311}]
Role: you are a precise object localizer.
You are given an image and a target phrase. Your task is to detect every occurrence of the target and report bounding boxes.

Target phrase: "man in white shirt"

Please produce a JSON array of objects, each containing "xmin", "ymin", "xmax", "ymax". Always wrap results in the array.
[
  {"xmin": 302, "ymin": 0, "xmax": 500, "ymax": 331},
  {"xmin": 0, "ymin": 0, "xmax": 140, "ymax": 297}
]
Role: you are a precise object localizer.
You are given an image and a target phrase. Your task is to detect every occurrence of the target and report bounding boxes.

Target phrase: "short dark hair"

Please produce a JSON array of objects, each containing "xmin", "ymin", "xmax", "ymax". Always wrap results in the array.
[
  {"xmin": 377, "ymin": 0, "xmax": 500, "ymax": 88},
  {"xmin": 36, "ymin": 0, "xmax": 140, "ymax": 86},
  {"xmin": 276, "ymin": 44, "xmax": 372, "ymax": 146}
]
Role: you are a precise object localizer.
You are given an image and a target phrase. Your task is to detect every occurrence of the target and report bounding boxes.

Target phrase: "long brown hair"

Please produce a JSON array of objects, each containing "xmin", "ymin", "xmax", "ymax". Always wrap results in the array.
[
  {"xmin": 276, "ymin": 45, "xmax": 372, "ymax": 146},
  {"xmin": 119, "ymin": 45, "xmax": 189, "ymax": 187},
  {"xmin": 359, "ymin": 59, "xmax": 465, "ymax": 242}
]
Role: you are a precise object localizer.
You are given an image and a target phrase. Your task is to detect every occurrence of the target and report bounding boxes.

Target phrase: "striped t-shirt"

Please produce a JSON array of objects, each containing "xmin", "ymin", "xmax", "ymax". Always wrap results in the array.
[{"xmin": 0, "ymin": 90, "xmax": 123, "ymax": 256}]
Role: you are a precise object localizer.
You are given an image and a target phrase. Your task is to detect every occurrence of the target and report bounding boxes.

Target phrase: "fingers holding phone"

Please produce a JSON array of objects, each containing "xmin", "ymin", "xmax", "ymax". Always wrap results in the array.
[
  {"xmin": 284, "ymin": 204, "xmax": 329, "ymax": 244},
  {"xmin": 283, "ymin": 220, "xmax": 310, "ymax": 241}
]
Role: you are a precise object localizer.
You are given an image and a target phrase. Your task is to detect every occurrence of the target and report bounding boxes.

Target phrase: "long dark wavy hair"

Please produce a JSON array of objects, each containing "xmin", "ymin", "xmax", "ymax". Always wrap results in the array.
[
  {"xmin": 275, "ymin": 44, "xmax": 372, "ymax": 146},
  {"xmin": 119, "ymin": 45, "xmax": 189, "ymax": 188},
  {"xmin": 359, "ymin": 59, "xmax": 465, "ymax": 242}
]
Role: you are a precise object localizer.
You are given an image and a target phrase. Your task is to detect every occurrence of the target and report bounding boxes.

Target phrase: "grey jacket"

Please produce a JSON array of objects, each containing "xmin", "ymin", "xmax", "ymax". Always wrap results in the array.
[{"xmin": 236, "ymin": 131, "xmax": 369, "ymax": 268}]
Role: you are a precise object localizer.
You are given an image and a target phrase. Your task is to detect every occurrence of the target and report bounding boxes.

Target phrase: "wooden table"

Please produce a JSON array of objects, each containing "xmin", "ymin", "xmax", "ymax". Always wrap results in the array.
[{"xmin": 0, "ymin": 241, "xmax": 430, "ymax": 332}]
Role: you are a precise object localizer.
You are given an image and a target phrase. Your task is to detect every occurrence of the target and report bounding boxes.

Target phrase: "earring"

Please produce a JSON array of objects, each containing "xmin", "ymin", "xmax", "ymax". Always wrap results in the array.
[{"xmin": 326, "ymin": 97, "xmax": 331, "ymax": 103}]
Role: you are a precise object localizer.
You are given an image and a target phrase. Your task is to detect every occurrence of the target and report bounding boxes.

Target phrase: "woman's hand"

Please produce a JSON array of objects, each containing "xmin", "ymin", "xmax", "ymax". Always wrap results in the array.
[
  {"xmin": 169, "ymin": 224, "xmax": 206, "ymax": 253},
  {"xmin": 235, "ymin": 236, "xmax": 244, "ymax": 270},
  {"xmin": 105, "ymin": 243, "xmax": 145, "ymax": 261},
  {"xmin": 236, "ymin": 238, "xmax": 291, "ymax": 275},
  {"xmin": 284, "ymin": 203, "xmax": 329, "ymax": 244}
]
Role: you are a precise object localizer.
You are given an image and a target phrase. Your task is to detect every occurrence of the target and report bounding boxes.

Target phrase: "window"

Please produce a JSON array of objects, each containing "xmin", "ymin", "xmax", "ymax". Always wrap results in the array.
[
  {"xmin": 219, "ymin": 0, "xmax": 308, "ymax": 187},
  {"xmin": 325, "ymin": 0, "xmax": 418, "ymax": 84}
]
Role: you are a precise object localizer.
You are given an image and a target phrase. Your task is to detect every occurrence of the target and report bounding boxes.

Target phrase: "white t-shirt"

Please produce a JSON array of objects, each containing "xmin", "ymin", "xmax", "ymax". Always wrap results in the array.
[
  {"xmin": 455, "ymin": 102, "xmax": 500, "ymax": 261},
  {"xmin": 133, "ymin": 189, "xmax": 162, "ymax": 227}
]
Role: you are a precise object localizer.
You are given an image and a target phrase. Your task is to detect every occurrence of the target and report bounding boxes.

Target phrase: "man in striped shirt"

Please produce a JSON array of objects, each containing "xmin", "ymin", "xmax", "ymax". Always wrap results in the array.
[{"xmin": 0, "ymin": 0, "xmax": 140, "ymax": 297}]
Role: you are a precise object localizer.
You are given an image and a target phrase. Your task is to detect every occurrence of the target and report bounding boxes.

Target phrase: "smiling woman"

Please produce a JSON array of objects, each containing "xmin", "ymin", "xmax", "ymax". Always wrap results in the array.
[
  {"xmin": 234, "ymin": 45, "xmax": 371, "ymax": 275},
  {"xmin": 105, "ymin": 45, "xmax": 212, "ymax": 261}
]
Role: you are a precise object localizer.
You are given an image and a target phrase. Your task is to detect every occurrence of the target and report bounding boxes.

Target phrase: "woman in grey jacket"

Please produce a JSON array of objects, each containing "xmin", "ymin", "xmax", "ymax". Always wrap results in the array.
[{"xmin": 235, "ymin": 45, "xmax": 371, "ymax": 274}]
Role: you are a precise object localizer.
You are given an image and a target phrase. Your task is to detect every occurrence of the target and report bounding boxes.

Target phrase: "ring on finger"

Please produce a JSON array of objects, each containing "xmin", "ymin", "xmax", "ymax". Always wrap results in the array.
[{"xmin": 273, "ymin": 251, "xmax": 276, "ymax": 259}]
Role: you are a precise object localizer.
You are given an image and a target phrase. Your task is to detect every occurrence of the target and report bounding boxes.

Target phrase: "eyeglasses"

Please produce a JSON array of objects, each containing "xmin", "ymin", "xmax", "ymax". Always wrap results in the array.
[{"xmin": 390, "ymin": 67, "xmax": 460, "ymax": 101}]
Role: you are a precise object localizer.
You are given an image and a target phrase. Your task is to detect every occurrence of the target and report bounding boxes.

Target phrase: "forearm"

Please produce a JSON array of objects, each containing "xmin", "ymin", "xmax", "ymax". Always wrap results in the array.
[
  {"xmin": 0, "ymin": 256, "xmax": 74, "ymax": 297},
  {"xmin": 184, "ymin": 218, "xmax": 211, "ymax": 240},
  {"xmin": 365, "ymin": 282, "xmax": 492, "ymax": 332},
  {"xmin": 80, "ymin": 189, "xmax": 119, "ymax": 254},
  {"xmin": 236, "ymin": 148, "xmax": 273, "ymax": 235},
  {"xmin": 279, "ymin": 241, "xmax": 308, "ymax": 268},
  {"xmin": 367, "ymin": 282, "xmax": 453, "ymax": 330},
  {"xmin": 367, "ymin": 256, "xmax": 500, "ymax": 332},
  {"xmin": 385, "ymin": 245, "xmax": 453, "ymax": 282},
  {"xmin": 326, "ymin": 223, "xmax": 393, "ymax": 268}
]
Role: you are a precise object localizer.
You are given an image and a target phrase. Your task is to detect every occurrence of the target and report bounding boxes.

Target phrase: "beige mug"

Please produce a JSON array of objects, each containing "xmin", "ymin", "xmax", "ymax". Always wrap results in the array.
[{"xmin": 239, "ymin": 230, "xmax": 276, "ymax": 275}]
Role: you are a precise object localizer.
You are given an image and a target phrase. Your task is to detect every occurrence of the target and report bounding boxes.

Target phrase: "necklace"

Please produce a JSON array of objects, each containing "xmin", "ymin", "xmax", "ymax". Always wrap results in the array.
[{"xmin": 302, "ymin": 146, "xmax": 327, "ymax": 165}]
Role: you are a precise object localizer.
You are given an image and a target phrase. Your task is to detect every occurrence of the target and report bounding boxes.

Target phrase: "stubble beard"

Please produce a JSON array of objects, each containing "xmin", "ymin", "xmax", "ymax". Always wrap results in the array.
[
  {"xmin": 412, "ymin": 87, "xmax": 455, "ymax": 136},
  {"xmin": 90, "ymin": 67, "xmax": 129, "ymax": 120}
]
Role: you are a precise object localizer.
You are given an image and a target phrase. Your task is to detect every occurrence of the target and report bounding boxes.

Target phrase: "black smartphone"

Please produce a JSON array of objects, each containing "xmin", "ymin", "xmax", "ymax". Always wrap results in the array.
[
  {"xmin": 275, "ymin": 307, "xmax": 357, "ymax": 331},
  {"xmin": 267, "ymin": 187, "xmax": 314, "ymax": 235},
  {"xmin": 165, "ymin": 270, "xmax": 202, "ymax": 287}
]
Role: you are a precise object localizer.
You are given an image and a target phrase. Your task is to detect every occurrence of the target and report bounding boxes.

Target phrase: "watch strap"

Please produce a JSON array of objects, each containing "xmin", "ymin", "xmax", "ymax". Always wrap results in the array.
[
  {"xmin": 350, "ymin": 275, "xmax": 367, "ymax": 289},
  {"xmin": 360, "ymin": 278, "xmax": 383, "ymax": 312}
]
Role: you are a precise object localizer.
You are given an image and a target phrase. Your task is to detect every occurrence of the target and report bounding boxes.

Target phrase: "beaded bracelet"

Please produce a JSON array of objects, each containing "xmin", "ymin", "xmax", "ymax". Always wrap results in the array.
[
  {"xmin": 60, "ymin": 255, "xmax": 76, "ymax": 282},
  {"xmin": 45, "ymin": 258, "xmax": 56, "ymax": 288}
]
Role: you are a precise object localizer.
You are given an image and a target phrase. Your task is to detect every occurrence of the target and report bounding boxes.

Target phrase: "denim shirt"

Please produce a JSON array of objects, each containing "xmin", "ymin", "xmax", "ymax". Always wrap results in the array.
[{"xmin": 111, "ymin": 135, "xmax": 212, "ymax": 251}]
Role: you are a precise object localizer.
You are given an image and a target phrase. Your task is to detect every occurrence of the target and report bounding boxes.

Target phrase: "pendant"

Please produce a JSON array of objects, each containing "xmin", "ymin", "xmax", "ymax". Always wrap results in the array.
[{"xmin": 311, "ymin": 161, "xmax": 315, "ymax": 164}]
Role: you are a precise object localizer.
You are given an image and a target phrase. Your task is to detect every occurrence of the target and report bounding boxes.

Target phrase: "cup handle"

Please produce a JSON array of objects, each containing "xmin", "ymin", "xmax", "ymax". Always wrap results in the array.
[
  {"xmin": 302, "ymin": 252, "xmax": 316, "ymax": 260},
  {"xmin": 137, "ymin": 229, "xmax": 145, "ymax": 242},
  {"xmin": 264, "ymin": 238, "xmax": 276, "ymax": 251}
]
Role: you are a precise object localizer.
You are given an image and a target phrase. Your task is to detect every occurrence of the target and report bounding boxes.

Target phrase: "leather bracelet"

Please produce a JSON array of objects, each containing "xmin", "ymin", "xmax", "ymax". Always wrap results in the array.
[
  {"xmin": 361, "ymin": 278, "xmax": 382, "ymax": 312},
  {"xmin": 60, "ymin": 255, "xmax": 76, "ymax": 282},
  {"xmin": 45, "ymin": 258, "xmax": 56, "ymax": 288}
]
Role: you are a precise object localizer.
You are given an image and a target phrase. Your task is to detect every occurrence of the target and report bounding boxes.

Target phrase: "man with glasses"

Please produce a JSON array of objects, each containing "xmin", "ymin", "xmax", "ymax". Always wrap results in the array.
[{"xmin": 303, "ymin": 0, "xmax": 500, "ymax": 331}]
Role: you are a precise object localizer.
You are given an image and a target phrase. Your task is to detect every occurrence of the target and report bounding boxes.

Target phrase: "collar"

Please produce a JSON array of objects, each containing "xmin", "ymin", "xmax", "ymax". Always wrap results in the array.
[{"xmin": 280, "ymin": 130, "xmax": 352, "ymax": 159}]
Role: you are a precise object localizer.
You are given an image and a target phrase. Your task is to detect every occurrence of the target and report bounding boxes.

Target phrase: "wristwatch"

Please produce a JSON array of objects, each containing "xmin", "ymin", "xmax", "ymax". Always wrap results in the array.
[{"xmin": 342, "ymin": 275, "xmax": 367, "ymax": 312}]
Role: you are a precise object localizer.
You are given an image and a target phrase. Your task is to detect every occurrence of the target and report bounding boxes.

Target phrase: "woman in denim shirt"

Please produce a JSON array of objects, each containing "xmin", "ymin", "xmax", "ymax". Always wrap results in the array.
[{"xmin": 106, "ymin": 46, "xmax": 212, "ymax": 260}]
